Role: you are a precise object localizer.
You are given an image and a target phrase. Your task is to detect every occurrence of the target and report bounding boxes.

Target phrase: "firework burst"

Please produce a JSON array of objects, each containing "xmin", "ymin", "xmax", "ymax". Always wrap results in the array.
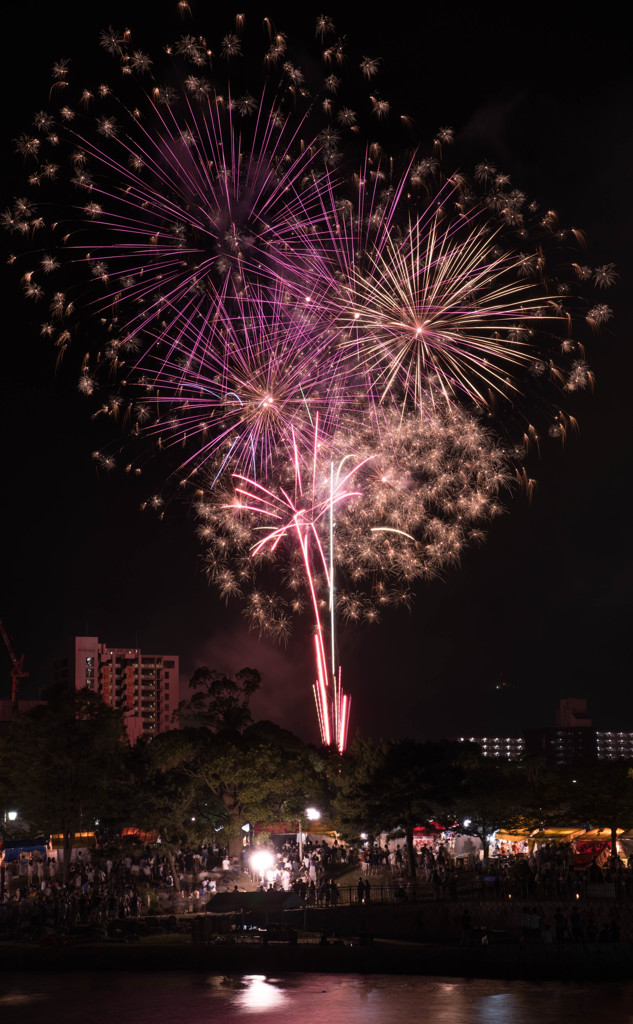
[
  {"xmin": 115, "ymin": 281, "xmax": 357, "ymax": 483},
  {"xmin": 5, "ymin": 8, "xmax": 615, "ymax": 747},
  {"xmin": 197, "ymin": 402, "xmax": 511, "ymax": 652}
]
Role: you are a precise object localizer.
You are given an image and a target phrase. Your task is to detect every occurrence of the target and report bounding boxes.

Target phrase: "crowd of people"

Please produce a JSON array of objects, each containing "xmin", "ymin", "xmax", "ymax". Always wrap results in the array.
[
  {"xmin": 1, "ymin": 831, "xmax": 632, "ymax": 944},
  {"xmin": 0, "ymin": 843, "xmax": 230, "ymax": 939}
]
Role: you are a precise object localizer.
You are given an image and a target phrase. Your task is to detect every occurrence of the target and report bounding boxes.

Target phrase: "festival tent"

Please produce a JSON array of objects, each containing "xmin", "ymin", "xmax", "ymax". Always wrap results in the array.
[
  {"xmin": 50, "ymin": 831, "xmax": 97, "ymax": 848},
  {"xmin": 452, "ymin": 834, "xmax": 482, "ymax": 857},
  {"xmin": 529, "ymin": 827, "xmax": 586, "ymax": 844},
  {"xmin": 616, "ymin": 830, "xmax": 633, "ymax": 864},
  {"xmin": 49, "ymin": 831, "xmax": 97, "ymax": 860},
  {"xmin": 121, "ymin": 826, "xmax": 159, "ymax": 844},
  {"xmin": 575, "ymin": 828, "xmax": 624, "ymax": 843},
  {"xmin": 572, "ymin": 829, "xmax": 620, "ymax": 866},
  {"xmin": 0, "ymin": 837, "xmax": 48, "ymax": 862},
  {"xmin": 413, "ymin": 822, "xmax": 446, "ymax": 837},
  {"xmin": 493, "ymin": 827, "xmax": 586, "ymax": 855},
  {"xmin": 493, "ymin": 828, "xmax": 533, "ymax": 844},
  {"xmin": 574, "ymin": 828, "xmax": 633, "ymax": 865}
]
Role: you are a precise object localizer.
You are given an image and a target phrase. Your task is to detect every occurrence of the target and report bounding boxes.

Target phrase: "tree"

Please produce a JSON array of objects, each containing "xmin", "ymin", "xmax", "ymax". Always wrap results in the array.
[
  {"xmin": 120, "ymin": 734, "xmax": 210, "ymax": 891},
  {"xmin": 173, "ymin": 666, "xmax": 261, "ymax": 733},
  {"xmin": 335, "ymin": 737, "xmax": 470, "ymax": 880},
  {"xmin": 159, "ymin": 720, "xmax": 325, "ymax": 857},
  {"xmin": 164, "ymin": 667, "xmax": 326, "ymax": 857},
  {"xmin": 554, "ymin": 761, "xmax": 633, "ymax": 860},
  {"xmin": 0, "ymin": 684, "xmax": 127, "ymax": 883},
  {"xmin": 453, "ymin": 754, "xmax": 548, "ymax": 858}
]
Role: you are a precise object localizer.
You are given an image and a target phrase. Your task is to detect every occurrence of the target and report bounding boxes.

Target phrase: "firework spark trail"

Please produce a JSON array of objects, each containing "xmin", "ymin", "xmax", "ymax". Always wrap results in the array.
[{"xmin": 222, "ymin": 421, "xmax": 368, "ymax": 748}]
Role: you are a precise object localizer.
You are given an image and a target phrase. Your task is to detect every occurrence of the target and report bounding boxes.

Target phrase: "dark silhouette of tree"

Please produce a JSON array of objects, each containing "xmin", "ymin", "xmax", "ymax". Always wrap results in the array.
[
  {"xmin": 173, "ymin": 666, "xmax": 260, "ymax": 733},
  {"xmin": 0, "ymin": 683, "xmax": 126, "ymax": 883},
  {"xmin": 335, "ymin": 737, "xmax": 470, "ymax": 879},
  {"xmin": 453, "ymin": 754, "xmax": 549, "ymax": 858},
  {"xmin": 163, "ymin": 668, "xmax": 326, "ymax": 857},
  {"xmin": 120, "ymin": 735, "xmax": 209, "ymax": 891},
  {"xmin": 554, "ymin": 761, "xmax": 633, "ymax": 860}
]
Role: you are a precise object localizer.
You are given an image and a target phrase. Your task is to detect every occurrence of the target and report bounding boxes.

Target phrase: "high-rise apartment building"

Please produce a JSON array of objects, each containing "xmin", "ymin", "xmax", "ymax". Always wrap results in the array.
[
  {"xmin": 54, "ymin": 636, "xmax": 180, "ymax": 744},
  {"xmin": 458, "ymin": 699, "xmax": 633, "ymax": 765}
]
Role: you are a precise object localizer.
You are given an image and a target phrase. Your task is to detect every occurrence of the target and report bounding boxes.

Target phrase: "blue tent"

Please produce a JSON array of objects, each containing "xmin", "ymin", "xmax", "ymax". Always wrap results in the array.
[{"xmin": 0, "ymin": 837, "xmax": 48, "ymax": 862}]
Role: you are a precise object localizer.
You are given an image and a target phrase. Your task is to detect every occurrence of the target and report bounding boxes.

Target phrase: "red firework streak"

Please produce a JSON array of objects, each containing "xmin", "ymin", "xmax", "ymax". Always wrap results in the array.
[{"xmin": 227, "ymin": 421, "xmax": 366, "ymax": 751}]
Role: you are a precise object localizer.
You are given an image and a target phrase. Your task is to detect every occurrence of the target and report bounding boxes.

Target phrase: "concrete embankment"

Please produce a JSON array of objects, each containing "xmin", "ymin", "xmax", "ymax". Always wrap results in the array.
[
  {"xmin": 2, "ymin": 936, "xmax": 633, "ymax": 980},
  {"xmin": 3, "ymin": 898, "xmax": 632, "ymax": 979}
]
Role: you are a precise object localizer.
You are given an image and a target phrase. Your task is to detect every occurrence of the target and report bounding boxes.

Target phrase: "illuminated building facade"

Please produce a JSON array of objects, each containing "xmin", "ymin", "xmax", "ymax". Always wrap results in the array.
[
  {"xmin": 54, "ymin": 636, "xmax": 179, "ymax": 744},
  {"xmin": 457, "ymin": 736, "xmax": 525, "ymax": 759},
  {"xmin": 595, "ymin": 731, "xmax": 633, "ymax": 759},
  {"xmin": 459, "ymin": 699, "xmax": 633, "ymax": 765}
]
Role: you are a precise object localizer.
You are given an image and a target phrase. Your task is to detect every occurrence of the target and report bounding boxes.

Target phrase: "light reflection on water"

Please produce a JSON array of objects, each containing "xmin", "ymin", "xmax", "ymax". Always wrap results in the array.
[{"xmin": 2, "ymin": 973, "xmax": 633, "ymax": 1024}]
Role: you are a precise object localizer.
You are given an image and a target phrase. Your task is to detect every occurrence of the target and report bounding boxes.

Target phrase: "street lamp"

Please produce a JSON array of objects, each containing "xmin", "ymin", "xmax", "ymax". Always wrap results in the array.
[{"xmin": 298, "ymin": 808, "xmax": 321, "ymax": 864}]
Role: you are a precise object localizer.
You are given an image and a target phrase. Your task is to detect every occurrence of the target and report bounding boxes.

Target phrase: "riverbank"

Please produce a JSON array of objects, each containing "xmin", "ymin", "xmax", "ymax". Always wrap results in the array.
[{"xmin": 2, "ymin": 935, "xmax": 633, "ymax": 981}]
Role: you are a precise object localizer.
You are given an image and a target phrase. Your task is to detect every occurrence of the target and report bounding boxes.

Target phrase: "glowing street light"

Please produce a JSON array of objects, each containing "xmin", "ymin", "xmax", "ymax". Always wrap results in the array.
[
  {"xmin": 299, "ymin": 807, "xmax": 321, "ymax": 863},
  {"xmin": 250, "ymin": 848, "xmax": 275, "ymax": 882}
]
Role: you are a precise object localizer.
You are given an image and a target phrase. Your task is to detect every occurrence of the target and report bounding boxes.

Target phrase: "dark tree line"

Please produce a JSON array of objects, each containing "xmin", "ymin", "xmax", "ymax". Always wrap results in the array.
[{"xmin": 2, "ymin": 670, "xmax": 632, "ymax": 880}]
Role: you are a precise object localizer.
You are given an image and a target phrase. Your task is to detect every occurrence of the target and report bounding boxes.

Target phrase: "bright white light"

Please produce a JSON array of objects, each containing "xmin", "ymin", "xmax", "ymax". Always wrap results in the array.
[
  {"xmin": 236, "ymin": 975, "xmax": 286, "ymax": 1012},
  {"xmin": 7, "ymin": 811, "xmax": 18, "ymax": 822},
  {"xmin": 242, "ymin": 822, "xmax": 251, "ymax": 833},
  {"xmin": 305, "ymin": 807, "xmax": 321, "ymax": 821},
  {"xmin": 463, "ymin": 819, "xmax": 472, "ymax": 828},
  {"xmin": 250, "ymin": 850, "xmax": 274, "ymax": 875},
  {"xmin": 360, "ymin": 833, "xmax": 368, "ymax": 841}
]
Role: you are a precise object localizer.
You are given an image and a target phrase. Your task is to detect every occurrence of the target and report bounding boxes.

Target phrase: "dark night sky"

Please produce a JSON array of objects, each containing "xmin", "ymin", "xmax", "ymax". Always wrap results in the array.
[{"xmin": 2, "ymin": 1, "xmax": 631, "ymax": 744}]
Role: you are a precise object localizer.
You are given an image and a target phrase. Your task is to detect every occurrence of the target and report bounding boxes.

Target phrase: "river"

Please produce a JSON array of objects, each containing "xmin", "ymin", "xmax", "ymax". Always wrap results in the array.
[{"xmin": 2, "ymin": 973, "xmax": 633, "ymax": 1023}]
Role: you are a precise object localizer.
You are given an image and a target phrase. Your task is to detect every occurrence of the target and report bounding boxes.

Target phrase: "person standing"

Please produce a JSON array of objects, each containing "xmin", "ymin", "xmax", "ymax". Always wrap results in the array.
[{"xmin": 357, "ymin": 877, "xmax": 365, "ymax": 904}]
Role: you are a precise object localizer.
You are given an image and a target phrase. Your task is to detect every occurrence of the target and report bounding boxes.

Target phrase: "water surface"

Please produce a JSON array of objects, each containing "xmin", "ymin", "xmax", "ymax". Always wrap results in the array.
[{"xmin": 2, "ymin": 972, "xmax": 633, "ymax": 1024}]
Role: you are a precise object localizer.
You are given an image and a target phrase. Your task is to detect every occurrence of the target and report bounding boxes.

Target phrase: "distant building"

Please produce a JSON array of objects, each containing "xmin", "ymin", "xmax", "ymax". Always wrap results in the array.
[
  {"xmin": 54, "ymin": 636, "xmax": 180, "ymax": 744},
  {"xmin": 523, "ymin": 724, "xmax": 598, "ymax": 765},
  {"xmin": 458, "ymin": 699, "xmax": 633, "ymax": 766},
  {"xmin": 555, "ymin": 697, "xmax": 592, "ymax": 728},
  {"xmin": 457, "ymin": 736, "xmax": 525, "ymax": 759}
]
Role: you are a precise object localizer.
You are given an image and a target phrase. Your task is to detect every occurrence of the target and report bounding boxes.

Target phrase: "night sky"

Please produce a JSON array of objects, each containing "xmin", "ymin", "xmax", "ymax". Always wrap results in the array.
[{"xmin": 2, "ymin": 1, "xmax": 631, "ymax": 744}]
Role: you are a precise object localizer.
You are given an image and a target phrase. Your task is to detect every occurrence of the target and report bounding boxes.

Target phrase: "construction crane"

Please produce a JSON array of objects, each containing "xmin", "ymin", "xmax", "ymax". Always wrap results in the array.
[{"xmin": 0, "ymin": 618, "xmax": 28, "ymax": 706}]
